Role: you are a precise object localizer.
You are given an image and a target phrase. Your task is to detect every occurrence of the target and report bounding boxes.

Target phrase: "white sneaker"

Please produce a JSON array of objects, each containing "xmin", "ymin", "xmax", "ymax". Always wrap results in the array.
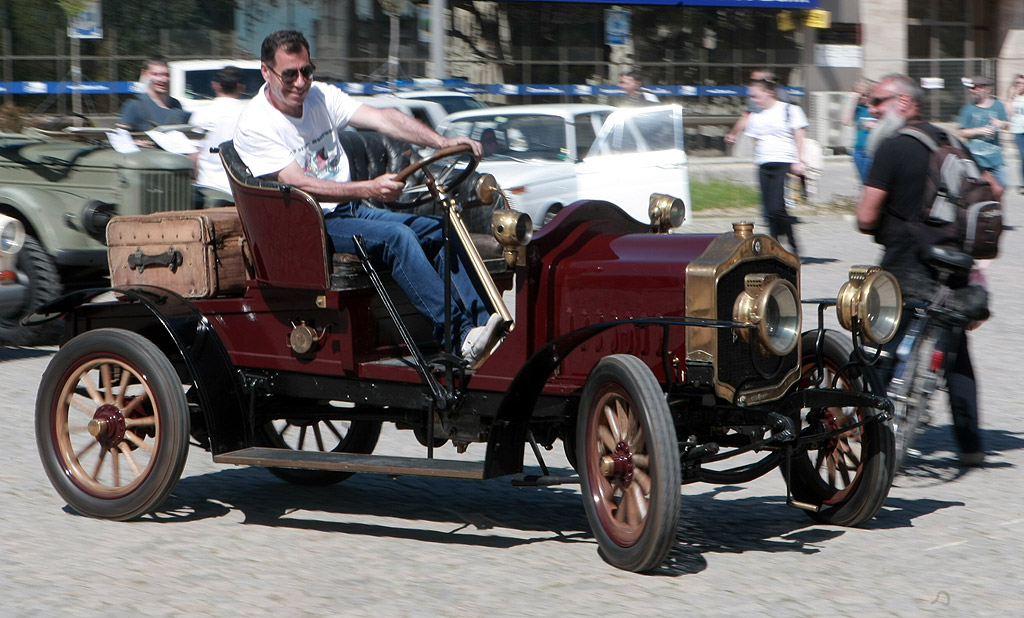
[{"xmin": 460, "ymin": 313, "xmax": 504, "ymax": 368}]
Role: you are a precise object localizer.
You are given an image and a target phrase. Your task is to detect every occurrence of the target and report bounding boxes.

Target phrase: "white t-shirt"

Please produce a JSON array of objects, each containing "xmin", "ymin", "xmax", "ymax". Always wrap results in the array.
[
  {"xmin": 191, "ymin": 96, "xmax": 248, "ymax": 194},
  {"xmin": 744, "ymin": 100, "xmax": 808, "ymax": 165},
  {"xmin": 233, "ymin": 82, "xmax": 363, "ymax": 191}
]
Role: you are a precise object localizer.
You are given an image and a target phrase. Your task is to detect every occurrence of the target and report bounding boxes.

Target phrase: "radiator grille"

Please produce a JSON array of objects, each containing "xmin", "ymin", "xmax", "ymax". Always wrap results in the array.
[{"xmin": 137, "ymin": 169, "xmax": 192, "ymax": 214}]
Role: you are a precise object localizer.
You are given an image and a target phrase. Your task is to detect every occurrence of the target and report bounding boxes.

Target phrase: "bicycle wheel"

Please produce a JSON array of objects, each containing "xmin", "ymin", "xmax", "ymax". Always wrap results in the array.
[{"xmin": 889, "ymin": 324, "xmax": 941, "ymax": 473}]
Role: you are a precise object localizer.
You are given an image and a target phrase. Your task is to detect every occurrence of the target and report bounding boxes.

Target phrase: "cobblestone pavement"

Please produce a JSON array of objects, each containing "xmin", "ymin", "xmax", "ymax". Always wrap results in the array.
[{"xmin": 2, "ymin": 186, "xmax": 1023, "ymax": 617}]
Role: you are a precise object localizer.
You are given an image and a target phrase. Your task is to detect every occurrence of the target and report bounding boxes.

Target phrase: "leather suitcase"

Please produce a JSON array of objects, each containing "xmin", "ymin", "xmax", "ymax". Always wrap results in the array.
[{"xmin": 107, "ymin": 207, "xmax": 252, "ymax": 298}]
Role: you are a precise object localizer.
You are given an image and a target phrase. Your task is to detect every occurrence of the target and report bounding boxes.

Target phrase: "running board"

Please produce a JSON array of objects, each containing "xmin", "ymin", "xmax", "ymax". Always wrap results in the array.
[{"xmin": 214, "ymin": 447, "xmax": 486, "ymax": 479}]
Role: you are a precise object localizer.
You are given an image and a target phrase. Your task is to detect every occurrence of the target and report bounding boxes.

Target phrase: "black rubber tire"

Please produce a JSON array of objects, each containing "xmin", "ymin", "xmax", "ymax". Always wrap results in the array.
[
  {"xmin": 35, "ymin": 329, "xmax": 190, "ymax": 520},
  {"xmin": 259, "ymin": 411, "xmax": 382, "ymax": 486},
  {"xmin": 787, "ymin": 330, "xmax": 894, "ymax": 526},
  {"xmin": 576, "ymin": 354, "xmax": 680, "ymax": 572},
  {"xmin": 0, "ymin": 234, "xmax": 63, "ymax": 346}
]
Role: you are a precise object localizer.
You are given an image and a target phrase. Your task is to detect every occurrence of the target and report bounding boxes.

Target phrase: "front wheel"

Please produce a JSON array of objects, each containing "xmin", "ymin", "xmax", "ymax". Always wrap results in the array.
[
  {"xmin": 577, "ymin": 355, "xmax": 680, "ymax": 572},
  {"xmin": 787, "ymin": 330, "xmax": 894, "ymax": 526},
  {"xmin": 35, "ymin": 329, "xmax": 190, "ymax": 520}
]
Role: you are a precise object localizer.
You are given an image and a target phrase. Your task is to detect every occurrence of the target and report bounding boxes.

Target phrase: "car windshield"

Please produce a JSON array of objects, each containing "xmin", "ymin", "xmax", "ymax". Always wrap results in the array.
[
  {"xmin": 587, "ymin": 107, "xmax": 681, "ymax": 157},
  {"xmin": 183, "ymin": 68, "xmax": 264, "ymax": 101},
  {"xmin": 445, "ymin": 115, "xmax": 569, "ymax": 161},
  {"xmin": 413, "ymin": 95, "xmax": 486, "ymax": 114}
]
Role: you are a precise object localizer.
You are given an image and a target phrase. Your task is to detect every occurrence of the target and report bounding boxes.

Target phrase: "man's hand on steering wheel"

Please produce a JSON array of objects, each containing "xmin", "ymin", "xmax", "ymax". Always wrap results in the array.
[
  {"xmin": 368, "ymin": 173, "xmax": 405, "ymax": 202},
  {"xmin": 439, "ymin": 136, "xmax": 483, "ymax": 159}
]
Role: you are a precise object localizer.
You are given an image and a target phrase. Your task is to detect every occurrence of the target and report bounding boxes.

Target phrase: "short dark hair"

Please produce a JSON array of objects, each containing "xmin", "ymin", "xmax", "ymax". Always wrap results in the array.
[
  {"xmin": 621, "ymin": 70, "xmax": 644, "ymax": 83},
  {"xmin": 142, "ymin": 55, "xmax": 169, "ymax": 72},
  {"xmin": 261, "ymin": 30, "xmax": 310, "ymax": 67},
  {"xmin": 215, "ymin": 66, "xmax": 243, "ymax": 93}
]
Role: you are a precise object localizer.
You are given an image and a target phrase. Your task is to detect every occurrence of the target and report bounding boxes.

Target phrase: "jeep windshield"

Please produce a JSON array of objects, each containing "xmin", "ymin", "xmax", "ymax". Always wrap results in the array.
[{"xmin": 443, "ymin": 115, "xmax": 569, "ymax": 161}]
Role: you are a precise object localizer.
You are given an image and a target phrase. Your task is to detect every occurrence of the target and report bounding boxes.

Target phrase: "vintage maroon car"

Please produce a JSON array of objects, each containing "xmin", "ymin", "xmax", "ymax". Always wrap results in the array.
[{"xmin": 29, "ymin": 135, "xmax": 903, "ymax": 572}]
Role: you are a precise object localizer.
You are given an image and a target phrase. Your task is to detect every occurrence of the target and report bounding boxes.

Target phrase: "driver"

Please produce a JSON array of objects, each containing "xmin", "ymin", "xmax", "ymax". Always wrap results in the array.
[{"xmin": 233, "ymin": 30, "xmax": 501, "ymax": 366}]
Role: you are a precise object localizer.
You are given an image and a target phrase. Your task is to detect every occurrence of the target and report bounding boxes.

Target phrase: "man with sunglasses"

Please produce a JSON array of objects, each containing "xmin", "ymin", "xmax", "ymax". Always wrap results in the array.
[
  {"xmin": 856, "ymin": 73, "xmax": 987, "ymax": 468},
  {"xmin": 233, "ymin": 30, "xmax": 501, "ymax": 367}
]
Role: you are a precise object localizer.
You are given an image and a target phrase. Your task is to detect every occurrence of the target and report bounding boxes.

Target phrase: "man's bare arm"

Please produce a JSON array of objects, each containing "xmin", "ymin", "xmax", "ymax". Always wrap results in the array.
[
  {"xmin": 856, "ymin": 185, "xmax": 887, "ymax": 233},
  {"xmin": 349, "ymin": 106, "xmax": 483, "ymax": 157},
  {"xmin": 274, "ymin": 161, "xmax": 405, "ymax": 203}
]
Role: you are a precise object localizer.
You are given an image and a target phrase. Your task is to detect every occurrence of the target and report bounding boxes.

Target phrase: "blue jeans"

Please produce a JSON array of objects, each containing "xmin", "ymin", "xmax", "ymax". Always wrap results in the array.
[
  {"xmin": 1015, "ymin": 132, "xmax": 1024, "ymax": 187},
  {"xmin": 324, "ymin": 204, "xmax": 490, "ymax": 346},
  {"xmin": 853, "ymin": 148, "xmax": 872, "ymax": 183}
]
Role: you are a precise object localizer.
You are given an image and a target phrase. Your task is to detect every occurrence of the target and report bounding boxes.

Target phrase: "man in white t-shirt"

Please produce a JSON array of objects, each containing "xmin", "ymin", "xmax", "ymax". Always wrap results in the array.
[
  {"xmin": 233, "ymin": 30, "xmax": 500, "ymax": 366},
  {"xmin": 190, "ymin": 66, "xmax": 247, "ymax": 197},
  {"xmin": 744, "ymin": 78, "xmax": 807, "ymax": 255}
]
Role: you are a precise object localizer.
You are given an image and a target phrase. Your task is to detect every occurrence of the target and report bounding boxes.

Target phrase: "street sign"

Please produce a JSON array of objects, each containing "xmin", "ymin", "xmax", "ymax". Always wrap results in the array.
[
  {"xmin": 68, "ymin": 1, "xmax": 103, "ymax": 40},
  {"xmin": 605, "ymin": 9, "xmax": 630, "ymax": 46}
]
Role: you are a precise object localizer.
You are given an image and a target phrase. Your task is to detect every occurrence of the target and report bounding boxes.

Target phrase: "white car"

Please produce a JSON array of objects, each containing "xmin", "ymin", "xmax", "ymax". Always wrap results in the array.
[
  {"xmin": 388, "ymin": 90, "xmax": 487, "ymax": 115},
  {"xmin": 352, "ymin": 95, "xmax": 449, "ymax": 130},
  {"xmin": 439, "ymin": 104, "xmax": 692, "ymax": 228},
  {"xmin": 167, "ymin": 59, "xmax": 264, "ymax": 113}
]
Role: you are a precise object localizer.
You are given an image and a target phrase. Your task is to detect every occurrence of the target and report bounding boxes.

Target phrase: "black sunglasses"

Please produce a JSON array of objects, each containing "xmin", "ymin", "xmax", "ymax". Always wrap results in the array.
[
  {"xmin": 869, "ymin": 94, "xmax": 897, "ymax": 107},
  {"xmin": 268, "ymin": 63, "xmax": 316, "ymax": 84}
]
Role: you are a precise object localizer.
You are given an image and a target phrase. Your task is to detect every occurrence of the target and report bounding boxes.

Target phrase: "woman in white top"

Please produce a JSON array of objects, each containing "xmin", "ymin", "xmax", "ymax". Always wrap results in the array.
[
  {"xmin": 1006, "ymin": 74, "xmax": 1024, "ymax": 194},
  {"xmin": 744, "ymin": 79, "xmax": 807, "ymax": 256}
]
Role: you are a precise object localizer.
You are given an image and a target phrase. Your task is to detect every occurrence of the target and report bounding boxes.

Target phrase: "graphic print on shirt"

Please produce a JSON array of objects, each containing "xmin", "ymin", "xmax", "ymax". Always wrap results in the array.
[{"xmin": 301, "ymin": 128, "xmax": 344, "ymax": 181}]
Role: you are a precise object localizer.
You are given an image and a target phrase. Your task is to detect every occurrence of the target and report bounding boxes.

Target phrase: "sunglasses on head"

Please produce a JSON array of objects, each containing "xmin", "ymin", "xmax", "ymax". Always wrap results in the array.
[{"xmin": 268, "ymin": 63, "xmax": 316, "ymax": 84}]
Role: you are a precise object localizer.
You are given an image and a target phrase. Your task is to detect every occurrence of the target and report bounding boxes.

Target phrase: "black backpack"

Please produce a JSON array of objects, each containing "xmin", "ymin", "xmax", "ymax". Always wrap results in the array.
[{"xmin": 898, "ymin": 126, "xmax": 1002, "ymax": 259}]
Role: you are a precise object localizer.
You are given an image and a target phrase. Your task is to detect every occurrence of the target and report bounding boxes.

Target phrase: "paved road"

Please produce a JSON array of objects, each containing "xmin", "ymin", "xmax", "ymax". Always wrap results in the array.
[{"xmin": 2, "ymin": 196, "xmax": 1023, "ymax": 616}]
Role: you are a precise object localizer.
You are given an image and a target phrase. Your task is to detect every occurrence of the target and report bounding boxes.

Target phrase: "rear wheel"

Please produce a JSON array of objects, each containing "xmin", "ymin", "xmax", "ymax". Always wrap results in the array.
[
  {"xmin": 258, "ymin": 404, "xmax": 382, "ymax": 486},
  {"xmin": 577, "ymin": 355, "xmax": 680, "ymax": 572},
  {"xmin": 35, "ymin": 329, "xmax": 189, "ymax": 520},
  {"xmin": 787, "ymin": 330, "xmax": 894, "ymax": 526}
]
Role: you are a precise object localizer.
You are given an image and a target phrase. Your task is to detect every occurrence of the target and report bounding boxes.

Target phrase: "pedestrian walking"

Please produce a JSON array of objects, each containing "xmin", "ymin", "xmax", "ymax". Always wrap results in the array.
[
  {"xmin": 958, "ymin": 75, "xmax": 1008, "ymax": 191},
  {"xmin": 744, "ymin": 78, "xmax": 806, "ymax": 256},
  {"xmin": 1005, "ymin": 74, "xmax": 1024, "ymax": 194}
]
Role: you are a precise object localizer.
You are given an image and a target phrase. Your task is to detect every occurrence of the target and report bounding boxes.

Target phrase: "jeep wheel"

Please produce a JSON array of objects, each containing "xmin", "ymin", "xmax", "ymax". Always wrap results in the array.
[
  {"xmin": 786, "ymin": 330, "xmax": 894, "ymax": 526},
  {"xmin": 577, "ymin": 355, "xmax": 680, "ymax": 572},
  {"xmin": 35, "ymin": 329, "xmax": 190, "ymax": 520},
  {"xmin": 259, "ymin": 410, "xmax": 382, "ymax": 486},
  {"xmin": 0, "ymin": 234, "xmax": 63, "ymax": 346}
]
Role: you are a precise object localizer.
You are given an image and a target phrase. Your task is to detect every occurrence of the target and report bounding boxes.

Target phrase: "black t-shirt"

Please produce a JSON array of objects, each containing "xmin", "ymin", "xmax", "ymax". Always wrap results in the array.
[{"xmin": 864, "ymin": 120, "xmax": 938, "ymax": 298}]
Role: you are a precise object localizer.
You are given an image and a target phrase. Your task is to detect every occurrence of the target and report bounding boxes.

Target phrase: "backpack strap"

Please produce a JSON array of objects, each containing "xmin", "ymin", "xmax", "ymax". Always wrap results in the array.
[{"xmin": 897, "ymin": 126, "xmax": 940, "ymax": 151}]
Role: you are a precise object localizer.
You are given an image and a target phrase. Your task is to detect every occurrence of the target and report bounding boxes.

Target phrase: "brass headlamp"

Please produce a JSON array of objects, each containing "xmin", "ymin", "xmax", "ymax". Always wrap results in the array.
[
  {"xmin": 733, "ymin": 273, "xmax": 801, "ymax": 356},
  {"xmin": 648, "ymin": 193, "xmax": 685, "ymax": 233},
  {"xmin": 836, "ymin": 265, "xmax": 902, "ymax": 344}
]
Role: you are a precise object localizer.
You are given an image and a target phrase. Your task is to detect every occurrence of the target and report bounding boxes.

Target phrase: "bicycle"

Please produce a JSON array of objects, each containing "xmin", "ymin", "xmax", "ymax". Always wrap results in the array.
[{"xmin": 883, "ymin": 246, "xmax": 980, "ymax": 472}]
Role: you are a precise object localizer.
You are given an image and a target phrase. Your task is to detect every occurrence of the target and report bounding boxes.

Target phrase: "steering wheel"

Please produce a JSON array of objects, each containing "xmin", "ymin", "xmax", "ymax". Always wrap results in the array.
[{"xmin": 389, "ymin": 143, "xmax": 479, "ymax": 208}]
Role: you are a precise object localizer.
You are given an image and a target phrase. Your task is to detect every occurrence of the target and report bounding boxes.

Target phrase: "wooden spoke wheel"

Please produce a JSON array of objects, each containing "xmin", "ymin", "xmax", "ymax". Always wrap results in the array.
[
  {"xmin": 787, "ymin": 330, "xmax": 894, "ymax": 526},
  {"xmin": 259, "ymin": 408, "xmax": 382, "ymax": 486},
  {"xmin": 35, "ymin": 329, "xmax": 189, "ymax": 520},
  {"xmin": 577, "ymin": 355, "xmax": 680, "ymax": 572}
]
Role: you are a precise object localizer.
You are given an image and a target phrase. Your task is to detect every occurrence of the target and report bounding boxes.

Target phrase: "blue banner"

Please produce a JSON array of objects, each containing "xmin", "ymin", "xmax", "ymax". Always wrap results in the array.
[{"xmin": 0, "ymin": 81, "xmax": 804, "ymax": 98}]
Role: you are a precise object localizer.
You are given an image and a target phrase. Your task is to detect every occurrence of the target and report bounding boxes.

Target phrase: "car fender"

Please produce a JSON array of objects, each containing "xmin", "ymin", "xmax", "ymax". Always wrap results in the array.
[
  {"xmin": 0, "ymin": 186, "xmax": 91, "ymax": 252},
  {"xmin": 484, "ymin": 315, "xmax": 698, "ymax": 478},
  {"xmin": 24, "ymin": 285, "xmax": 250, "ymax": 454}
]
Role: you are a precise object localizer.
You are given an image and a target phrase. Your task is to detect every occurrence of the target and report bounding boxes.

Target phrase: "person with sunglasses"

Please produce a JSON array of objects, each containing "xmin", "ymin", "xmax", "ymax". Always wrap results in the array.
[
  {"xmin": 957, "ymin": 75, "xmax": 1008, "ymax": 191},
  {"xmin": 233, "ymin": 30, "xmax": 501, "ymax": 367},
  {"xmin": 857, "ymin": 73, "xmax": 987, "ymax": 468}
]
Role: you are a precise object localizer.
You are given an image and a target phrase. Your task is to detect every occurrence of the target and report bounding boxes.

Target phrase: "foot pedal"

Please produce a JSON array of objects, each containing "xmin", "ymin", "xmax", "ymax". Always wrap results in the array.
[{"xmin": 788, "ymin": 499, "xmax": 821, "ymax": 512}]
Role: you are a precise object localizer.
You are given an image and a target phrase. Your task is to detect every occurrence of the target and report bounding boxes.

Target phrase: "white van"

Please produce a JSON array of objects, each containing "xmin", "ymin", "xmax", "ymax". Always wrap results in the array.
[{"xmin": 168, "ymin": 59, "xmax": 264, "ymax": 113}]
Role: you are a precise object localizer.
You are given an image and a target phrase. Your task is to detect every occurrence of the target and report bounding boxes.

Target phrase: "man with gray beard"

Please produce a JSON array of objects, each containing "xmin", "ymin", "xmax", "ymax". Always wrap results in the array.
[
  {"xmin": 865, "ymin": 105, "xmax": 908, "ymax": 157},
  {"xmin": 857, "ymin": 73, "xmax": 988, "ymax": 467}
]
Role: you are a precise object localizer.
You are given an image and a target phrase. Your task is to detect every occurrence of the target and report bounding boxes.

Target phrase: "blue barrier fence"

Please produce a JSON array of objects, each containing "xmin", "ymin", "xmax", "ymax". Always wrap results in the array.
[{"xmin": 0, "ymin": 81, "xmax": 804, "ymax": 98}]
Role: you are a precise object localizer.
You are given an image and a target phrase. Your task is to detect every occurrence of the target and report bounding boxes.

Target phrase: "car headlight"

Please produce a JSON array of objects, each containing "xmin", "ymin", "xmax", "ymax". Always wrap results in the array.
[
  {"xmin": 492, "ymin": 208, "xmax": 534, "ymax": 267},
  {"xmin": 648, "ymin": 193, "xmax": 685, "ymax": 232},
  {"xmin": 836, "ymin": 265, "xmax": 902, "ymax": 344},
  {"xmin": 0, "ymin": 216, "xmax": 26, "ymax": 256},
  {"xmin": 733, "ymin": 273, "xmax": 801, "ymax": 355}
]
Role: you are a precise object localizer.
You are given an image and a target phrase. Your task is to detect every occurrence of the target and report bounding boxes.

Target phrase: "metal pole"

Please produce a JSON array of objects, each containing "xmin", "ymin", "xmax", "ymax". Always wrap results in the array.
[
  {"xmin": 430, "ymin": 0, "xmax": 446, "ymax": 79},
  {"xmin": 71, "ymin": 35, "xmax": 82, "ymax": 116}
]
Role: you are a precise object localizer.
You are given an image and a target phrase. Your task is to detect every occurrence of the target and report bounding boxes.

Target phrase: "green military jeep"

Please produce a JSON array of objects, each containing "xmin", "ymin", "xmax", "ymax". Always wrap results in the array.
[{"xmin": 0, "ymin": 127, "xmax": 195, "ymax": 345}]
